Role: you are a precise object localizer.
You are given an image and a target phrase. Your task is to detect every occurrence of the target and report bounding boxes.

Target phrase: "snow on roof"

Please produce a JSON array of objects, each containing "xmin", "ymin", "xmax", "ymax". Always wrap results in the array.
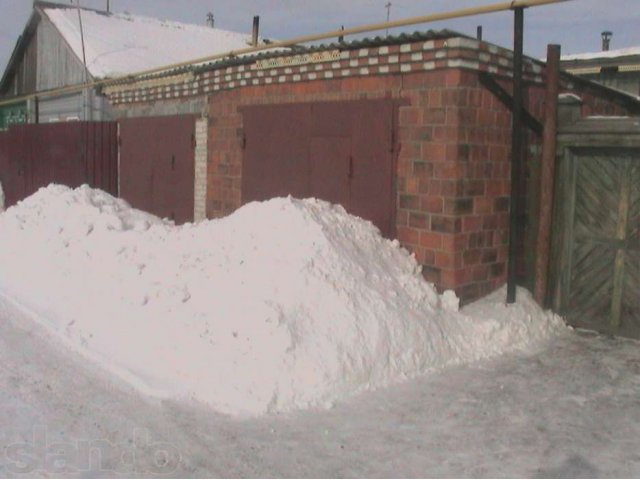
[
  {"xmin": 43, "ymin": 7, "xmax": 254, "ymax": 78},
  {"xmin": 561, "ymin": 46, "xmax": 640, "ymax": 62}
]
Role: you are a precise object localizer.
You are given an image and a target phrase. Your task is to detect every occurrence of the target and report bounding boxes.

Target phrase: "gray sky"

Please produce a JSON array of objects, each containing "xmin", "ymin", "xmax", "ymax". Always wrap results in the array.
[{"xmin": 1, "ymin": 0, "xmax": 639, "ymax": 75}]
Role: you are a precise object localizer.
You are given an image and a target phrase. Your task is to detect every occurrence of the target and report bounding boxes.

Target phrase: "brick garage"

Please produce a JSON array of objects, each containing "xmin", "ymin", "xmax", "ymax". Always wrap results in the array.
[{"xmin": 106, "ymin": 32, "xmax": 638, "ymax": 303}]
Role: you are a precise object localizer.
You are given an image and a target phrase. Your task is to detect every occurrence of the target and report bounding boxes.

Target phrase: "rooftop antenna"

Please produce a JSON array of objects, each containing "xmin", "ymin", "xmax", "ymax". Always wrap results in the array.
[{"xmin": 385, "ymin": 2, "xmax": 392, "ymax": 36}]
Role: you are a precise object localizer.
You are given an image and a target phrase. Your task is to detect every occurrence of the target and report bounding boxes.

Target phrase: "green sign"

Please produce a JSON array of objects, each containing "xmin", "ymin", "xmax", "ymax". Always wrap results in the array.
[{"xmin": 0, "ymin": 102, "xmax": 27, "ymax": 131}]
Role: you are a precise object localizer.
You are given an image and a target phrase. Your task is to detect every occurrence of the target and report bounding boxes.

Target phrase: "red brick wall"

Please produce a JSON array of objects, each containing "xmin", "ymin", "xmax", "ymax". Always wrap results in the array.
[{"xmin": 416, "ymin": 69, "xmax": 514, "ymax": 301}]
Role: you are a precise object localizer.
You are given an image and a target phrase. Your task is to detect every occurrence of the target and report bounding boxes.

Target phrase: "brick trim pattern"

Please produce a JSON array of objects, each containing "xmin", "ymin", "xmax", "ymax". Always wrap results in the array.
[{"xmin": 107, "ymin": 37, "xmax": 545, "ymax": 106}]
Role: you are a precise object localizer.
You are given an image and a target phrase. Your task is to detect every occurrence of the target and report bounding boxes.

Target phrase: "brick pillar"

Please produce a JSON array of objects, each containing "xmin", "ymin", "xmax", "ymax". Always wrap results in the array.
[
  {"xmin": 395, "ymin": 69, "xmax": 511, "ymax": 304},
  {"xmin": 194, "ymin": 116, "xmax": 208, "ymax": 222}
]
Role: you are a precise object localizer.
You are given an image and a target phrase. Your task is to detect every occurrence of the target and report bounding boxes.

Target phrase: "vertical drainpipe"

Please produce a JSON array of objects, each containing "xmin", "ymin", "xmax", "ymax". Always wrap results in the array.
[
  {"xmin": 506, "ymin": 6, "xmax": 525, "ymax": 304},
  {"xmin": 533, "ymin": 44, "xmax": 560, "ymax": 306}
]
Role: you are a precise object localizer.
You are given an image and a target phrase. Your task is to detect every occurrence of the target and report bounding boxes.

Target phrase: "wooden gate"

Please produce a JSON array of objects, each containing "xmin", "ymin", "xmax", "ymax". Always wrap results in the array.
[
  {"xmin": 118, "ymin": 115, "xmax": 196, "ymax": 224},
  {"xmin": 241, "ymin": 99, "xmax": 397, "ymax": 237},
  {"xmin": 550, "ymin": 116, "xmax": 640, "ymax": 338}
]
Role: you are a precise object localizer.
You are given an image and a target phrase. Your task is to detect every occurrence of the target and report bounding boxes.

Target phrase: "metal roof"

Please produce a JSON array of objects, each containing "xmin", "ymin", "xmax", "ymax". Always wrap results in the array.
[{"xmin": 196, "ymin": 29, "xmax": 466, "ymax": 74}]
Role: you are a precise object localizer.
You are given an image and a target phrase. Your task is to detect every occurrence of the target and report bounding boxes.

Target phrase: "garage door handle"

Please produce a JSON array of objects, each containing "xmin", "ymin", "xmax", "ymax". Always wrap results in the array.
[{"xmin": 349, "ymin": 155, "xmax": 354, "ymax": 179}]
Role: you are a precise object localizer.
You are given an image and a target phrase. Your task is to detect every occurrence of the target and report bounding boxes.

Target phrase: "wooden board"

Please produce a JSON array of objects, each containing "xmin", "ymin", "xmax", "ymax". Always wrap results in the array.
[{"xmin": 551, "ymin": 145, "xmax": 640, "ymax": 338}]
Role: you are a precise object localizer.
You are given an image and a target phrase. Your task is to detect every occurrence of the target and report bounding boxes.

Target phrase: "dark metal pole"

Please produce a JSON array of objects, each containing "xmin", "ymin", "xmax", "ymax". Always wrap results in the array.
[
  {"xmin": 477, "ymin": 25, "xmax": 483, "ymax": 40},
  {"xmin": 252, "ymin": 16, "xmax": 260, "ymax": 47},
  {"xmin": 506, "ymin": 6, "xmax": 524, "ymax": 304},
  {"xmin": 534, "ymin": 44, "xmax": 561, "ymax": 306}
]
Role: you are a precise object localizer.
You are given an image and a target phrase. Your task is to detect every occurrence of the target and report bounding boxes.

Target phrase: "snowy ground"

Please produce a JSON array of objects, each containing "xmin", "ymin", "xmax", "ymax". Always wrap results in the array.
[{"xmin": 2, "ymin": 295, "xmax": 640, "ymax": 478}]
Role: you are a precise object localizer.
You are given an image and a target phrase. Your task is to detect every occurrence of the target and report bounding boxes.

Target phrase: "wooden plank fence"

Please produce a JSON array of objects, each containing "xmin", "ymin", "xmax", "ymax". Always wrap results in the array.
[{"xmin": 550, "ymin": 104, "xmax": 640, "ymax": 338}]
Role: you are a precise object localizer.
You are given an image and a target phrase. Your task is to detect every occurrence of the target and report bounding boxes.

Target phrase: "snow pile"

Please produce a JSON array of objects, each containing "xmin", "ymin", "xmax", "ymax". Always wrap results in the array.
[{"xmin": 0, "ymin": 185, "xmax": 567, "ymax": 416}]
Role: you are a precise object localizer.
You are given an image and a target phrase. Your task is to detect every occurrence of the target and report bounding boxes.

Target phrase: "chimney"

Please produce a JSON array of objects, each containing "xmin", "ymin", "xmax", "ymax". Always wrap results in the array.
[
  {"xmin": 601, "ymin": 31, "xmax": 612, "ymax": 51},
  {"xmin": 476, "ymin": 25, "xmax": 483, "ymax": 41},
  {"xmin": 206, "ymin": 12, "xmax": 215, "ymax": 28},
  {"xmin": 252, "ymin": 16, "xmax": 260, "ymax": 46}
]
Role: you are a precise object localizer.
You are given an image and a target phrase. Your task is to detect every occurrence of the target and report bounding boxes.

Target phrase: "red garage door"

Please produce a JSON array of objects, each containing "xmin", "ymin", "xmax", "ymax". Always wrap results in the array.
[
  {"xmin": 242, "ymin": 99, "xmax": 397, "ymax": 237},
  {"xmin": 119, "ymin": 115, "xmax": 196, "ymax": 224},
  {"xmin": 0, "ymin": 122, "xmax": 117, "ymax": 208}
]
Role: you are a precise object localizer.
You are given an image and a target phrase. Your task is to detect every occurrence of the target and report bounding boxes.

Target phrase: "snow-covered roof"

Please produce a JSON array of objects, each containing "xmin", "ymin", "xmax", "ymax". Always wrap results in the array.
[
  {"xmin": 561, "ymin": 46, "xmax": 640, "ymax": 62},
  {"xmin": 43, "ymin": 7, "xmax": 254, "ymax": 79}
]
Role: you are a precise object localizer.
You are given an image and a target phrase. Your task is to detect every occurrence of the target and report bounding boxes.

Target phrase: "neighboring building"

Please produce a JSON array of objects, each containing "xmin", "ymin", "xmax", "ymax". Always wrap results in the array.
[
  {"xmin": 561, "ymin": 36, "xmax": 640, "ymax": 97},
  {"xmin": 0, "ymin": 1, "xmax": 260, "ymax": 127}
]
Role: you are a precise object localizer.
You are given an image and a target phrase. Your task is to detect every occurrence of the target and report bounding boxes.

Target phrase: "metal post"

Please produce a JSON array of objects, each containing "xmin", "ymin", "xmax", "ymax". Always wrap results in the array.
[
  {"xmin": 534, "ymin": 44, "xmax": 561, "ymax": 306},
  {"xmin": 477, "ymin": 25, "xmax": 483, "ymax": 40},
  {"xmin": 385, "ymin": 2, "xmax": 392, "ymax": 35},
  {"xmin": 506, "ymin": 6, "xmax": 524, "ymax": 304},
  {"xmin": 252, "ymin": 16, "xmax": 260, "ymax": 46}
]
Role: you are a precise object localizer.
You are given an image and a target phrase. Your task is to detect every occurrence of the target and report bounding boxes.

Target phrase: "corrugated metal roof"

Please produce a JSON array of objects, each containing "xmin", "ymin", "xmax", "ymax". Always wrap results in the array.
[{"xmin": 194, "ymin": 29, "xmax": 465, "ymax": 73}]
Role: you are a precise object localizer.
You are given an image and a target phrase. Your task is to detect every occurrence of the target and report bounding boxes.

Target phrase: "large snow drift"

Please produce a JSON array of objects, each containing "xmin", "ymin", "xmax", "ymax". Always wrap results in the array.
[{"xmin": 0, "ymin": 185, "xmax": 566, "ymax": 416}]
